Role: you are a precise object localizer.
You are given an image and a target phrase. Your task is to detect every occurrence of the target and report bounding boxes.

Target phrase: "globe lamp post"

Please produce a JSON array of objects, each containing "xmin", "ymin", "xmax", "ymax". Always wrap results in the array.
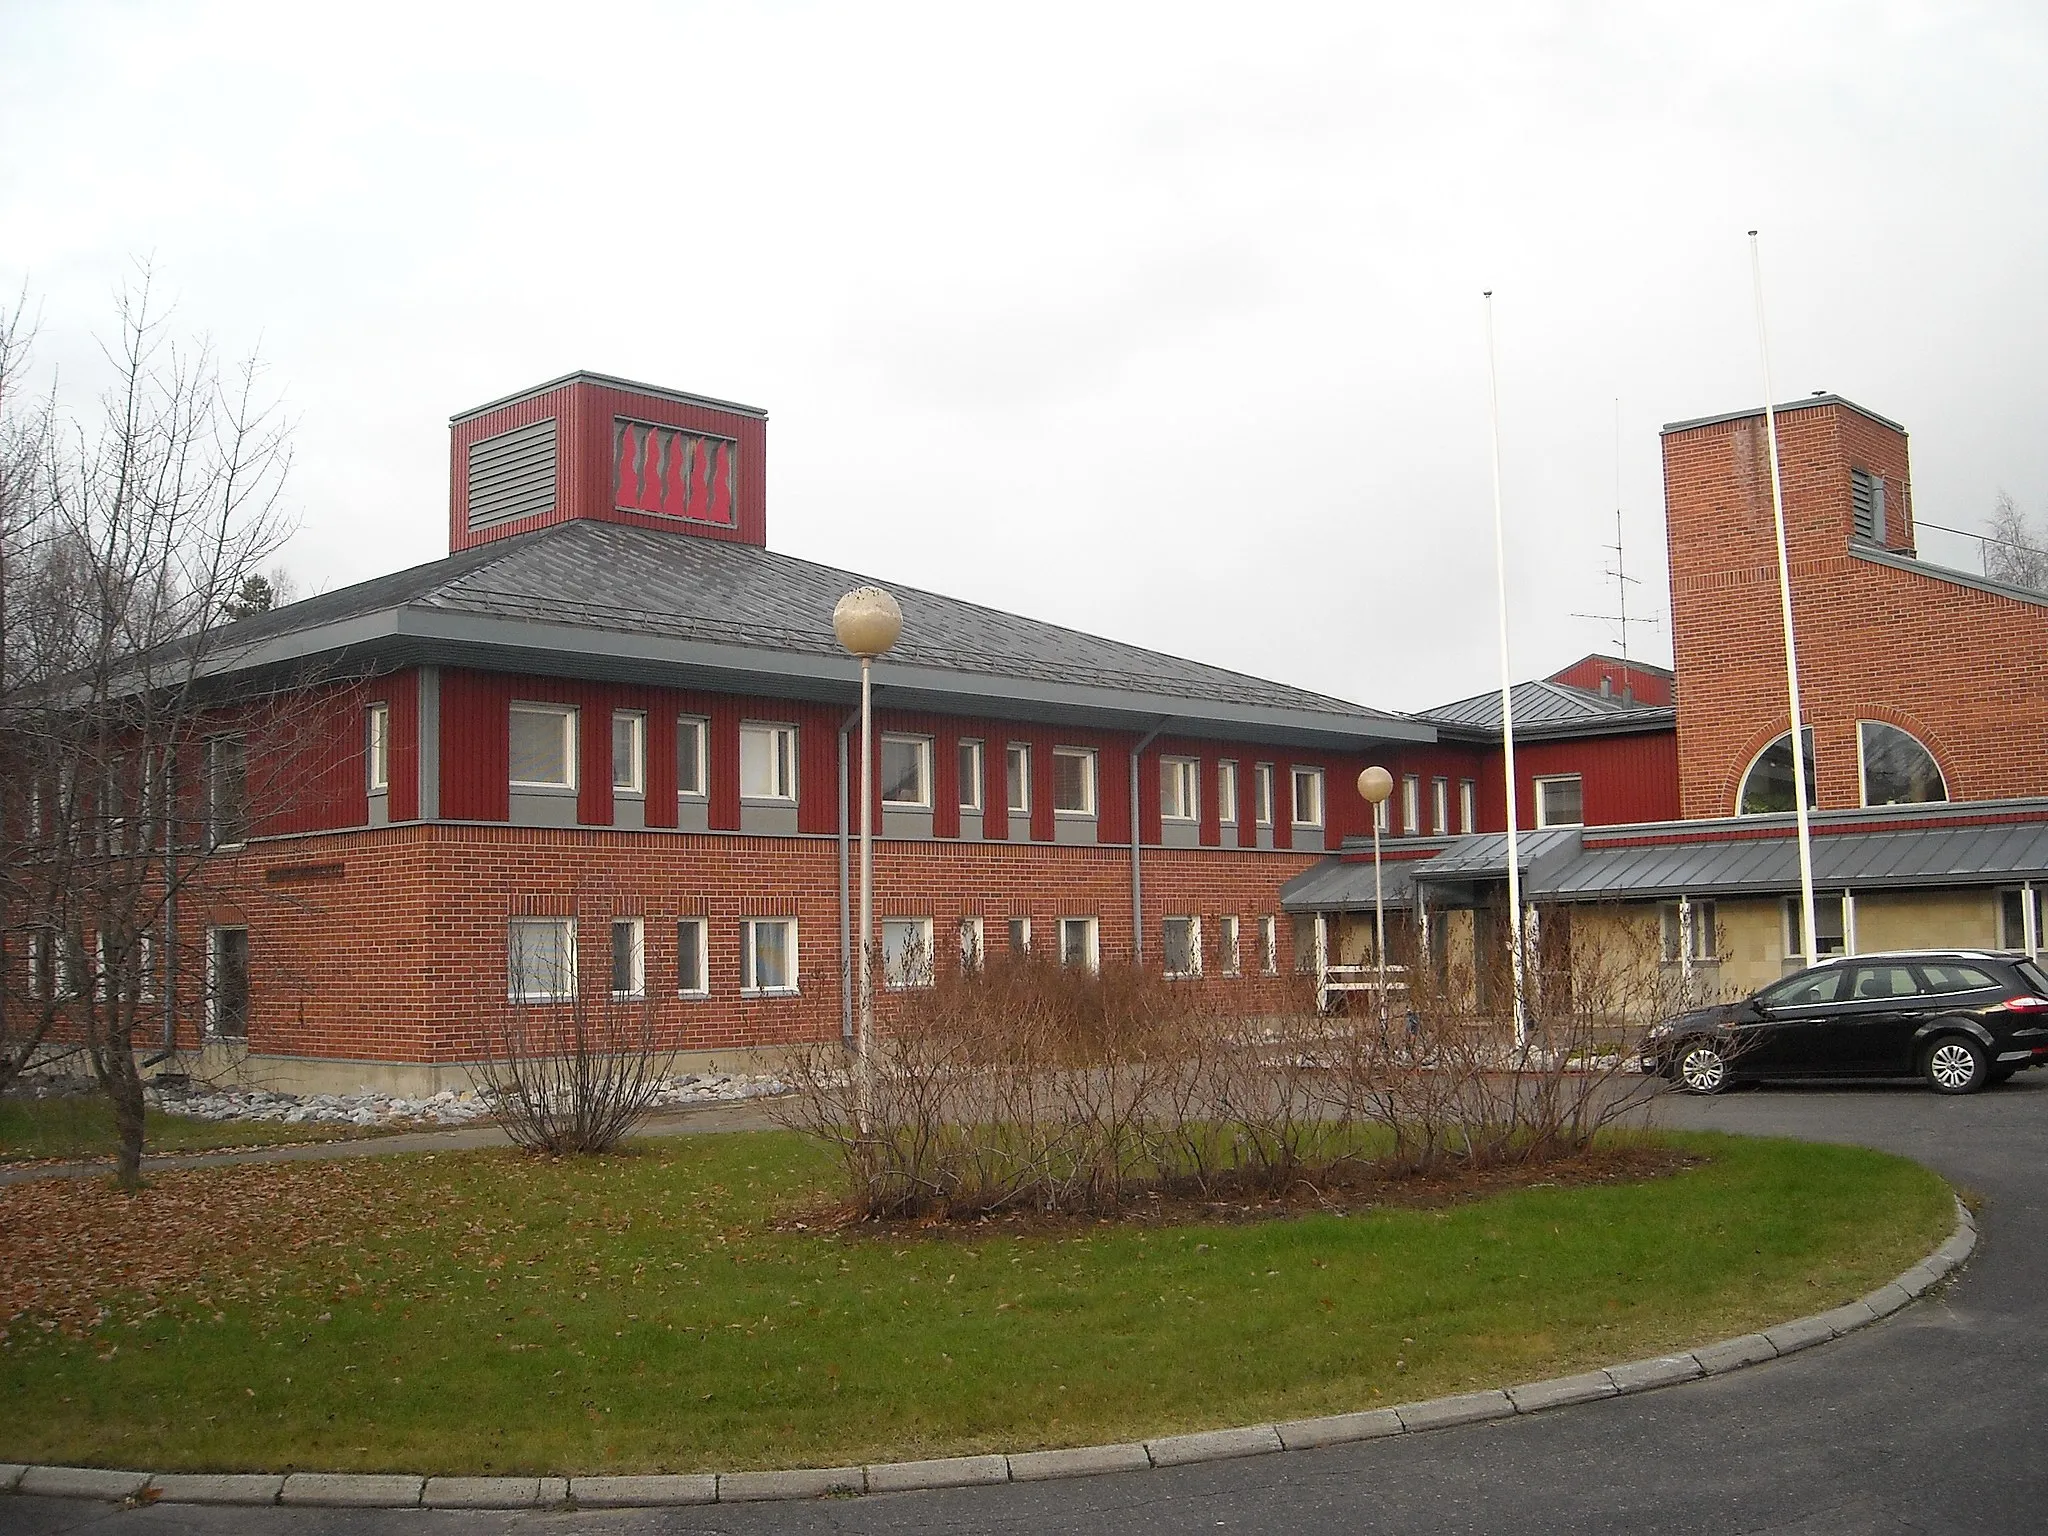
[
  {"xmin": 833, "ymin": 586, "xmax": 903, "ymax": 1134},
  {"xmin": 1356, "ymin": 766, "xmax": 1394, "ymax": 1026}
]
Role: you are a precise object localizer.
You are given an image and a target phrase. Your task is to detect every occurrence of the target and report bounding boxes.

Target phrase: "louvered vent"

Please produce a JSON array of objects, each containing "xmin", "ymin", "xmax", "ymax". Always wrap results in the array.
[
  {"xmin": 1849, "ymin": 467, "xmax": 1884, "ymax": 542},
  {"xmin": 467, "ymin": 418, "xmax": 558, "ymax": 532}
]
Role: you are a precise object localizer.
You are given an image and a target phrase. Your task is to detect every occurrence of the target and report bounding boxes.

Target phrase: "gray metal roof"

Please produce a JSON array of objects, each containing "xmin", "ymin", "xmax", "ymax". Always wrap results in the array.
[
  {"xmin": 1409, "ymin": 825, "xmax": 1587, "ymax": 880},
  {"xmin": 1280, "ymin": 857, "xmax": 1431, "ymax": 913},
  {"xmin": 1422, "ymin": 678, "xmax": 1673, "ymax": 740},
  {"xmin": 209, "ymin": 519, "xmax": 1432, "ymax": 746},
  {"xmin": 1534, "ymin": 819, "xmax": 2048, "ymax": 901}
]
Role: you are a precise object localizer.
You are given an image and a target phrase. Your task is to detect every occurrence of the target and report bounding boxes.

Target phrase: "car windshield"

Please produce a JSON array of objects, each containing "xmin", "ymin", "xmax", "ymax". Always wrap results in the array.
[{"xmin": 1759, "ymin": 968, "xmax": 1846, "ymax": 1008}]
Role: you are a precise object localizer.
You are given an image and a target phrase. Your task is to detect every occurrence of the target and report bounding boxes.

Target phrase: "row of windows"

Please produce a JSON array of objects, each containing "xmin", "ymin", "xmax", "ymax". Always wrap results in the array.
[
  {"xmin": 1738, "ymin": 722, "xmax": 1948, "ymax": 816},
  {"xmin": 27, "ymin": 925, "xmax": 249, "ymax": 1038}
]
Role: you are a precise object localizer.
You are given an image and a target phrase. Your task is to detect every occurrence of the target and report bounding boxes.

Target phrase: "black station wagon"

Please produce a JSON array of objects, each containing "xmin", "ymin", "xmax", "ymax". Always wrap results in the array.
[{"xmin": 1646, "ymin": 949, "xmax": 2048, "ymax": 1095}]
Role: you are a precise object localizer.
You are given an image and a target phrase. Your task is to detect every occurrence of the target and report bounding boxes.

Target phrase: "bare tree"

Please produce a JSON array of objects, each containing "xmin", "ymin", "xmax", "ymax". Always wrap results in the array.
[
  {"xmin": 1, "ymin": 268, "xmax": 305, "ymax": 1186},
  {"xmin": 1983, "ymin": 491, "xmax": 2048, "ymax": 592}
]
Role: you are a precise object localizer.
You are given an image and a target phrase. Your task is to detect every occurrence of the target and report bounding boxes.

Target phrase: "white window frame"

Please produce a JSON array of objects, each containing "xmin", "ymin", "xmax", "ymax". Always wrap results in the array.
[
  {"xmin": 739, "ymin": 722, "xmax": 798, "ymax": 802},
  {"xmin": 1401, "ymin": 774, "xmax": 1421, "ymax": 835},
  {"xmin": 741, "ymin": 917, "xmax": 799, "ymax": 995},
  {"xmin": 1291, "ymin": 767, "xmax": 1324, "ymax": 829},
  {"xmin": 1219, "ymin": 914, "xmax": 1242, "ymax": 975},
  {"xmin": 1659, "ymin": 899, "xmax": 1719, "ymax": 965},
  {"xmin": 509, "ymin": 704, "xmax": 578, "ymax": 791},
  {"xmin": 1374, "ymin": 797, "xmax": 1389, "ymax": 832},
  {"xmin": 1431, "ymin": 777, "xmax": 1449, "ymax": 836},
  {"xmin": 367, "ymin": 703, "xmax": 390, "ymax": 795},
  {"xmin": 676, "ymin": 916, "xmax": 709, "ymax": 997},
  {"xmin": 1217, "ymin": 761, "xmax": 1239, "ymax": 827},
  {"xmin": 1162, "ymin": 915, "xmax": 1203, "ymax": 979},
  {"xmin": 609, "ymin": 916, "xmax": 646, "ymax": 997},
  {"xmin": 1534, "ymin": 774, "xmax": 1584, "ymax": 829},
  {"xmin": 1459, "ymin": 778, "xmax": 1477, "ymax": 834},
  {"xmin": 1007, "ymin": 916, "xmax": 1032, "ymax": 956},
  {"xmin": 1259, "ymin": 915, "xmax": 1278, "ymax": 975},
  {"xmin": 958, "ymin": 740, "xmax": 984, "ymax": 813},
  {"xmin": 1006, "ymin": 744, "xmax": 1031, "ymax": 814},
  {"xmin": 1058, "ymin": 916, "xmax": 1100, "ymax": 972},
  {"xmin": 1254, "ymin": 764, "xmax": 1274, "ymax": 828},
  {"xmin": 1052, "ymin": 747, "xmax": 1097, "ymax": 816},
  {"xmin": 508, "ymin": 916, "xmax": 577, "ymax": 1002},
  {"xmin": 206, "ymin": 924, "xmax": 250, "ymax": 1038},
  {"xmin": 612, "ymin": 711, "xmax": 646, "ymax": 796},
  {"xmin": 1161, "ymin": 757, "xmax": 1199, "ymax": 823},
  {"xmin": 1783, "ymin": 892, "xmax": 1851, "ymax": 963},
  {"xmin": 959, "ymin": 914, "xmax": 985, "ymax": 971},
  {"xmin": 882, "ymin": 916, "xmax": 936, "ymax": 990},
  {"xmin": 676, "ymin": 716, "xmax": 709, "ymax": 799},
  {"xmin": 880, "ymin": 734, "xmax": 933, "ymax": 809},
  {"xmin": 1856, "ymin": 720, "xmax": 1949, "ymax": 808}
]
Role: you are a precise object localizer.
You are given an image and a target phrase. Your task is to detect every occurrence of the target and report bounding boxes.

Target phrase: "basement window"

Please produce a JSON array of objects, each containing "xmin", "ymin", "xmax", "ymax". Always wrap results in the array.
[
  {"xmin": 1163, "ymin": 916, "xmax": 1202, "ymax": 979},
  {"xmin": 508, "ymin": 917, "xmax": 576, "ymax": 1002},
  {"xmin": 1059, "ymin": 917, "xmax": 1099, "ymax": 971},
  {"xmin": 882, "ymin": 917, "xmax": 935, "ymax": 989},
  {"xmin": 741, "ymin": 918, "xmax": 798, "ymax": 994}
]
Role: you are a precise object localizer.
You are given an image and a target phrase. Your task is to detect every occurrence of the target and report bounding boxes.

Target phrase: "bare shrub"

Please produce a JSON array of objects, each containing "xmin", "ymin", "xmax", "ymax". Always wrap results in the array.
[{"xmin": 467, "ymin": 900, "xmax": 671, "ymax": 1155}]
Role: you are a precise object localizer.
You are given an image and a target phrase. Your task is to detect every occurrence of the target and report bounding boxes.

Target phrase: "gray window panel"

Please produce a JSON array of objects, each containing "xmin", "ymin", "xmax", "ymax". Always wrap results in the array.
[{"xmin": 466, "ymin": 418, "xmax": 558, "ymax": 531}]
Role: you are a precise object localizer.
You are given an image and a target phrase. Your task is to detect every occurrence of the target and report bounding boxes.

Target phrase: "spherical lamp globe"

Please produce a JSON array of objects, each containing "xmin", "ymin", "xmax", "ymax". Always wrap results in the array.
[
  {"xmin": 833, "ymin": 587, "xmax": 903, "ymax": 659},
  {"xmin": 1357, "ymin": 765, "xmax": 1394, "ymax": 805}
]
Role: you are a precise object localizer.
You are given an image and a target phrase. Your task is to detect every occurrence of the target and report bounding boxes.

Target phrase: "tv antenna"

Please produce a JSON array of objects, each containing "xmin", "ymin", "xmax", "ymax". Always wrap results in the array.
[{"xmin": 1570, "ymin": 399, "xmax": 1662, "ymax": 700}]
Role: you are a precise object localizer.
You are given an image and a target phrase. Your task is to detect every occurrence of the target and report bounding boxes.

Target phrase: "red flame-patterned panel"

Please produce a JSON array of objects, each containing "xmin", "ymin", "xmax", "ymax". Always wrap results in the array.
[{"xmin": 614, "ymin": 419, "xmax": 738, "ymax": 527}]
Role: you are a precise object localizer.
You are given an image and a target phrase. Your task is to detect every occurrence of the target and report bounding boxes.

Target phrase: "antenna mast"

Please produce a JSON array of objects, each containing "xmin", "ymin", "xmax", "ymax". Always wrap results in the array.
[{"xmin": 1570, "ymin": 398, "xmax": 1660, "ymax": 701}]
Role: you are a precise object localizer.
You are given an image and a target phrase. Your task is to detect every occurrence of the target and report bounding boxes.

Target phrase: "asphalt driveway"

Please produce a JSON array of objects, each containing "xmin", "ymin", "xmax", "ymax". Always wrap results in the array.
[{"xmin": 6, "ymin": 1078, "xmax": 2044, "ymax": 1535}]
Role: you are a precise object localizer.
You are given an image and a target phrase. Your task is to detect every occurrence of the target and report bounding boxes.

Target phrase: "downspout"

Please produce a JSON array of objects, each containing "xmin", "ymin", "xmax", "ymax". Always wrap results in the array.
[
  {"xmin": 1128, "ymin": 718, "xmax": 1172, "ymax": 964},
  {"xmin": 836, "ymin": 705, "xmax": 861, "ymax": 1044}
]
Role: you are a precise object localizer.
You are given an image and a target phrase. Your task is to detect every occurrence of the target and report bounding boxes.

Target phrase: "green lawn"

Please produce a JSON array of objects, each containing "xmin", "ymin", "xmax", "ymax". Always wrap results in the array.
[
  {"xmin": 0, "ymin": 1097, "xmax": 401, "ymax": 1163},
  {"xmin": 0, "ymin": 1129, "xmax": 1952, "ymax": 1476}
]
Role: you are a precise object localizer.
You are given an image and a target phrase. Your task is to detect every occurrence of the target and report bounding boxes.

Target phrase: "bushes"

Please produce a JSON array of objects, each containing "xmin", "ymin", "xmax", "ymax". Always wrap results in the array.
[{"xmin": 775, "ymin": 916, "xmax": 1668, "ymax": 1221}]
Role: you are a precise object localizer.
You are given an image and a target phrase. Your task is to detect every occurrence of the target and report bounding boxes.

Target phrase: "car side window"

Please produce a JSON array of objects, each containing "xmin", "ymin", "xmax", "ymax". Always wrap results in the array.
[
  {"xmin": 1846, "ymin": 965, "xmax": 1921, "ymax": 1001},
  {"xmin": 1912, "ymin": 963, "xmax": 1996, "ymax": 994},
  {"xmin": 1760, "ymin": 969, "xmax": 1846, "ymax": 1009}
]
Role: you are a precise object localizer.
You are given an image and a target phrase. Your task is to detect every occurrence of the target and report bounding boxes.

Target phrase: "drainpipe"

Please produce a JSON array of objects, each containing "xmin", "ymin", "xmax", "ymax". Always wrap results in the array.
[
  {"xmin": 836, "ymin": 705, "xmax": 862, "ymax": 1044},
  {"xmin": 1128, "ymin": 719, "xmax": 1171, "ymax": 964}
]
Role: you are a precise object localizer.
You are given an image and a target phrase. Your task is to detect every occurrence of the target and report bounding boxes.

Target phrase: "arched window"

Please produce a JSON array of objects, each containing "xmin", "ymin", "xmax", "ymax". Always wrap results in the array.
[
  {"xmin": 1859, "ymin": 721, "xmax": 1947, "ymax": 806},
  {"xmin": 1737, "ymin": 728, "xmax": 1815, "ymax": 816}
]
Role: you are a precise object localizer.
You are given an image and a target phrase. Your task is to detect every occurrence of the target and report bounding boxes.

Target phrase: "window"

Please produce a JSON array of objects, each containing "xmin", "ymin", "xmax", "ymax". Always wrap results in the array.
[
  {"xmin": 609, "ymin": 917, "xmax": 645, "ymax": 996},
  {"xmin": 1292, "ymin": 914, "xmax": 1318, "ymax": 973},
  {"xmin": 27, "ymin": 928, "xmax": 54, "ymax": 1000},
  {"xmin": 2000, "ymin": 889, "xmax": 2042, "ymax": 954},
  {"xmin": 1534, "ymin": 775, "xmax": 1584, "ymax": 828},
  {"xmin": 1845, "ymin": 963, "xmax": 1920, "ymax": 1001},
  {"xmin": 1761, "ymin": 967, "xmax": 1846, "ymax": 1009},
  {"xmin": 1850, "ymin": 467, "xmax": 1885, "ymax": 542},
  {"xmin": 1916, "ymin": 961, "xmax": 2001, "ymax": 995},
  {"xmin": 367, "ymin": 704, "xmax": 390, "ymax": 794},
  {"xmin": 1163, "ymin": 916, "xmax": 1202, "ymax": 978},
  {"xmin": 1459, "ymin": 779, "xmax": 1477, "ymax": 834},
  {"xmin": 959, "ymin": 915, "xmax": 984, "ymax": 971},
  {"xmin": 1431, "ymin": 778, "xmax": 1449, "ymax": 836},
  {"xmin": 1052, "ymin": 748, "xmax": 1097, "ymax": 815},
  {"xmin": 1007, "ymin": 916, "xmax": 1032, "ymax": 956},
  {"xmin": 1401, "ymin": 774, "xmax": 1420, "ymax": 836},
  {"xmin": 1219, "ymin": 915, "xmax": 1241, "ymax": 975},
  {"xmin": 1291, "ymin": 767, "xmax": 1324, "ymax": 828},
  {"xmin": 1161, "ymin": 758, "xmax": 1199, "ymax": 821},
  {"xmin": 207, "ymin": 733, "xmax": 248, "ymax": 847},
  {"xmin": 741, "ymin": 918, "xmax": 798, "ymax": 994},
  {"xmin": 1217, "ymin": 762, "xmax": 1239, "ymax": 826},
  {"xmin": 1254, "ymin": 765, "xmax": 1274, "ymax": 827},
  {"xmin": 1658, "ymin": 900, "xmax": 1718, "ymax": 964},
  {"xmin": 676, "ymin": 717, "xmax": 708, "ymax": 798},
  {"xmin": 508, "ymin": 917, "xmax": 576, "ymax": 1001},
  {"xmin": 1006, "ymin": 745, "xmax": 1031, "ymax": 813},
  {"xmin": 510, "ymin": 704, "xmax": 576, "ymax": 790},
  {"xmin": 882, "ymin": 917, "xmax": 934, "ymax": 989},
  {"xmin": 958, "ymin": 741, "xmax": 984, "ymax": 812},
  {"xmin": 1859, "ymin": 722, "xmax": 1946, "ymax": 807},
  {"xmin": 1739, "ymin": 728, "xmax": 1816, "ymax": 816},
  {"xmin": 612, "ymin": 712, "xmax": 645, "ymax": 795},
  {"xmin": 1784, "ymin": 894, "xmax": 1847, "ymax": 960},
  {"xmin": 740, "ymin": 724, "xmax": 796, "ymax": 801},
  {"xmin": 208, "ymin": 926, "xmax": 250, "ymax": 1038},
  {"xmin": 881, "ymin": 735, "xmax": 932, "ymax": 808},
  {"xmin": 677, "ymin": 918, "xmax": 708, "ymax": 996},
  {"xmin": 1059, "ymin": 917, "xmax": 1098, "ymax": 971},
  {"xmin": 1374, "ymin": 796, "xmax": 1389, "ymax": 833},
  {"xmin": 1259, "ymin": 915, "xmax": 1278, "ymax": 974}
]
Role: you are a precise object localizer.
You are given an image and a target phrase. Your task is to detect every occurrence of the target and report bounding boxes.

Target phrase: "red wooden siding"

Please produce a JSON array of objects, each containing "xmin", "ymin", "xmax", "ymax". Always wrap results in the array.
[
  {"xmin": 254, "ymin": 680, "xmax": 377, "ymax": 836},
  {"xmin": 384, "ymin": 670, "xmax": 420, "ymax": 823}
]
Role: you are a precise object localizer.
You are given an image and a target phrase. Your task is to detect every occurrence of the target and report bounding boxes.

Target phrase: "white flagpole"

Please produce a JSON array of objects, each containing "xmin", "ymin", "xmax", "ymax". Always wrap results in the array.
[
  {"xmin": 1483, "ymin": 291, "xmax": 1529, "ymax": 1048},
  {"xmin": 1748, "ymin": 231, "xmax": 1819, "ymax": 963}
]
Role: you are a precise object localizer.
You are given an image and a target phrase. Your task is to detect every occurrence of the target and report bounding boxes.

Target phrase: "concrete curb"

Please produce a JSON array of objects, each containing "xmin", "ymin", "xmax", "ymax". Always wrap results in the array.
[{"xmin": 9, "ymin": 1197, "xmax": 1976, "ymax": 1510}]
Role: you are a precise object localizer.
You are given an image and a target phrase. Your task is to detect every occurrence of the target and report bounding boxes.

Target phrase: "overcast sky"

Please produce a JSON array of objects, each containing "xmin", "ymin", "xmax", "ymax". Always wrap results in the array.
[{"xmin": 4, "ymin": 1, "xmax": 2043, "ymax": 713}]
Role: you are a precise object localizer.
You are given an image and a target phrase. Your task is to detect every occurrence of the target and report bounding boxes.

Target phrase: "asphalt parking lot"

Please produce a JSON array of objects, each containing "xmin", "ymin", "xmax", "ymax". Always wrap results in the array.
[{"xmin": 6, "ymin": 1077, "xmax": 2045, "ymax": 1535}]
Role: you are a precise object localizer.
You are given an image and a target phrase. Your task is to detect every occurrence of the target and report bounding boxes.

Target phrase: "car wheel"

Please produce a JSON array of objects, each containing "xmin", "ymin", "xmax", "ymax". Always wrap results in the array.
[
  {"xmin": 1675, "ymin": 1040, "xmax": 1729, "ymax": 1095},
  {"xmin": 1924, "ymin": 1036, "xmax": 1989, "ymax": 1095}
]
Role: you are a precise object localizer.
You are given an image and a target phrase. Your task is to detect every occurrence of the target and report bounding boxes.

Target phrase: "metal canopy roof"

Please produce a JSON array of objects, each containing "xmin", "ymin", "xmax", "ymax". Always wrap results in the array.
[
  {"xmin": 197, "ymin": 519, "xmax": 1433, "ymax": 748},
  {"xmin": 1421, "ymin": 678, "xmax": 1673, "ymax": 741},
  {"xmin": 1280, "ymin": 857, "xmax": 1432, "ymax": 913}
]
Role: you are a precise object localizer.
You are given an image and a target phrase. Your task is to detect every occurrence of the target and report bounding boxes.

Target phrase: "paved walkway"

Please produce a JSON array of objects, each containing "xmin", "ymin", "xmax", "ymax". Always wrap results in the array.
[{"xmin": 4, "ymin": 1080, "xmax": 2044, "ymax": 1533}]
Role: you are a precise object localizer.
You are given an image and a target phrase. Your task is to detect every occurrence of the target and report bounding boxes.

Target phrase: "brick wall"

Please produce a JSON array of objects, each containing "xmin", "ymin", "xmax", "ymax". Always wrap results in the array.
[{"xmin": 1662, "ymin": 399, "xmax": 2048, "ymax": 818}]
